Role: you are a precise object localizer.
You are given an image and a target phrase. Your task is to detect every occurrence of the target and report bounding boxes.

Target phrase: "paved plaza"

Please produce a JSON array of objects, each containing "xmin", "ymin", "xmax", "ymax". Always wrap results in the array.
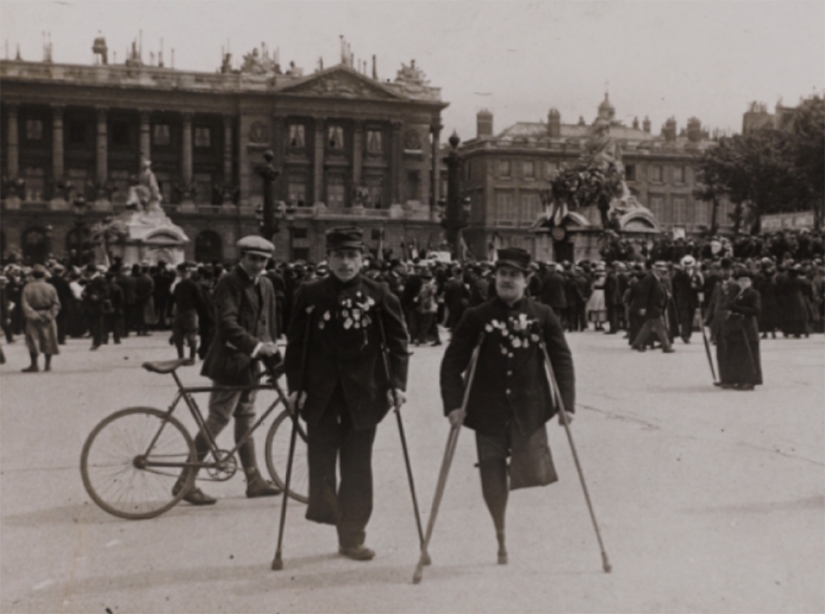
[{"xmin": 1, "ymin": 330, "xmax": 823, "ymax": 613}]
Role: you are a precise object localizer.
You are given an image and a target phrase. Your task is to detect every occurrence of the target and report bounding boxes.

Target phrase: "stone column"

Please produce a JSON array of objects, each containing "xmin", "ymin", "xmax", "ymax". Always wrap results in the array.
[
  {"xmin": 352, "ymin": 120, "xmax": 364, "ymax": 188},
  {"xmin": 49, "ymin": 105, "xmax": 67, "ymax": 209},
  {"xmin": 94, "ymin": 107, "xmax": 111, "ymax": 210},
  {"xmin": 6, "ymin": 104, "xmax": 18, "ymax": 179},
  {"xmin": 95, "ymin": 108, "xmax": 108, "ymax": 185},
  {"xmin": 313, "ymin": 117, "xmax": 325, "ymax": 206},
  {"xmin": 223, "ymin": 115, "xmax": 233, "ymax": 181},
  {"xmin": 180, "ymin": 112, "xmax": 194, "ymax": 209},
  {"xmin": 139, "ymin": 111, "xmax": 151, "ymax": 163},
  {"xmin": 431, "ymin": 122, "xmax": 442, "ymax": 209},
  {"xmin": 391, "ymin": 120, "xmax": 403, "ymax": 205},
  {"xmin": 271, "ymin": 114, "xmax": 285, "ymax": 201}
]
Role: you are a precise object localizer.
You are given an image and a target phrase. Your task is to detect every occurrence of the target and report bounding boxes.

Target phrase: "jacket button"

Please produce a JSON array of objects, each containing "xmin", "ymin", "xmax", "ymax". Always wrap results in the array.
[
  {"xmin": 507, "ymin": 371, "xmax": 512, "ymax": 376},
  {"xmin": 506, "ymin": 389, "xmax": 511, "ymax": 395}
]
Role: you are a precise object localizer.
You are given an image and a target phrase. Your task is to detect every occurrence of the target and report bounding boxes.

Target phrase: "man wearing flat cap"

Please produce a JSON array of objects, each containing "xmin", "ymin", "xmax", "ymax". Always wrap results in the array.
[
  {"xmin": 285, "ymin": 226, "xmax": 409, "ymax": 561},
  {"xmin": 175, "ymin": 235, "xmax": 282, "ymax": 505},
  {"xmin": 440, "ymin": 247, "xmax": 575, "ymax": 564}
]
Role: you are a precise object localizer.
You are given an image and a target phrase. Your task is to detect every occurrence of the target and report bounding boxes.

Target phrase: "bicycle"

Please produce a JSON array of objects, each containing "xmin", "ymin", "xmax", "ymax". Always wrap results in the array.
[{"xmin": 80, "ymin": 357, "xmax": 308, "ymax": 520}]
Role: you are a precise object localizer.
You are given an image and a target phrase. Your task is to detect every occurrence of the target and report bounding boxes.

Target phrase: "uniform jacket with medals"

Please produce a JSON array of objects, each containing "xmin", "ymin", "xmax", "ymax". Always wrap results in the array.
[
  {"xmin": 285, "ymin": 274, "xmax": 409, "ymax": 431},
  {"xmin": 440, "ymin": 296, "xmax": 575, "ymax": 438},
  {"xmin": 201, "ymin": 264, "xmax": 277, "ymax": 386}
]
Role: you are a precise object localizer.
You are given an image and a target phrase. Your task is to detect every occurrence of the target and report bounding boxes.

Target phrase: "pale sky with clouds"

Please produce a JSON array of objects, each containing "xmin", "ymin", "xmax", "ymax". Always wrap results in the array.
[{"xmin": 2, "ymin": 1, "xmax": 823, "ymax": 142}]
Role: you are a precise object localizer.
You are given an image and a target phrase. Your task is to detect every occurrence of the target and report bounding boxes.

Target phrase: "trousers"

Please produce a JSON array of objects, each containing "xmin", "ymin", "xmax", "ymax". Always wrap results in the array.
[{"xmin": 306, "ymin": 384, "xmax": 377, "ymax": 549}]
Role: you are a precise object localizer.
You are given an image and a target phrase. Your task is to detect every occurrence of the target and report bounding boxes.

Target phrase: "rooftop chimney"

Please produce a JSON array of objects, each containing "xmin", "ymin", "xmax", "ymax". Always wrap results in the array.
[
  {"xmin": 687, "ymin": 117, "xmax": 702, "ymax": 143},
  {"xmin": 547, "ymin": 108, "xmax": 561, "ymax": 138},
  {"xmin": 662, "ymin": 117, "xmax": 677, "ymax": 142},
  {"xmin": 642, "ymin": 116, "xmax": 651, "ymax": 133},
  {"xmin": 477, "ymin": 109, "xmax": 493, "ymax": 138}
]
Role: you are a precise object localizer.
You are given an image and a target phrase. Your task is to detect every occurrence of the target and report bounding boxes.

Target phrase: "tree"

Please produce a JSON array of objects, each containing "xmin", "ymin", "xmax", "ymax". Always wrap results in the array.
[{"xmin": 790, "ymin": 95, "xmax": 825, "ymax": 227}]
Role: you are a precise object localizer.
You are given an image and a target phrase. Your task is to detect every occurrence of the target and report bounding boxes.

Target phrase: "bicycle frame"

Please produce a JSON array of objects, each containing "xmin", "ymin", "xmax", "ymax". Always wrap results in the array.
[{"xmin": 140, "ymin": 367, "xmax": 303, "ymax": 473}]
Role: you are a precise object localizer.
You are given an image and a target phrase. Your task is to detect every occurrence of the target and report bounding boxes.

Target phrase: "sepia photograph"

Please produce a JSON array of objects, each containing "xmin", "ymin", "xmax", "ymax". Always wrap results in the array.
[{"xmin": 1, "ymin": 1, "xmax": 823, "ymax": 612}]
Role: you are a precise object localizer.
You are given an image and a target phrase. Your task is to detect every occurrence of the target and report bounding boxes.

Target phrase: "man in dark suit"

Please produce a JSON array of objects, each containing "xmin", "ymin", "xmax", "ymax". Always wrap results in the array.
[
  {"xmin": 603, "ymin": 262, "xmax": 621, "ymax": 334},
  {"xmin": 631, "ymin": 261, "xmax": 675, "ymax": 353},
  {"xmin": 539, "ymin": 262, "xmax": 568, "ymax": 325},
  {"xmin": 174, "ymin": 236, "xmax": 282, "ymax": 506},
  {"xmin": 440, "ymin": 247, "xmax": 575, "ymax": 564},
  {"xmin": 285, "ymin": 227, "xmax": 409, "ymax": 561}
]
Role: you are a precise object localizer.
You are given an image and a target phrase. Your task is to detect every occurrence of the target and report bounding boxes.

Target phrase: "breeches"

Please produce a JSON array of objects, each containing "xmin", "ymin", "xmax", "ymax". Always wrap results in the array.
[
  {"xmin": 306, "ymin": 384, "xmax": 377, "ymax": 548},
  {"xmin": 205, "ymin": 387, "xmax": 257, "ymax": 437}
]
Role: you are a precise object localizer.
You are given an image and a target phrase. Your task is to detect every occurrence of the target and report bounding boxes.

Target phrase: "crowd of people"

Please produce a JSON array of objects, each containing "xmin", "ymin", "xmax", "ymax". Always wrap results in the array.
[{"xmin": 1, "ymin": 245, "xmax": 822, "ymax": 378}]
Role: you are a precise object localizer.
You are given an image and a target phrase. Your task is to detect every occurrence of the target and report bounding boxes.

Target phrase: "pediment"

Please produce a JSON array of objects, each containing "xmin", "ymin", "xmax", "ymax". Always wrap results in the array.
[{"xmin": 279, "ymin": 66, "xmax": 403, "ymax": 101}]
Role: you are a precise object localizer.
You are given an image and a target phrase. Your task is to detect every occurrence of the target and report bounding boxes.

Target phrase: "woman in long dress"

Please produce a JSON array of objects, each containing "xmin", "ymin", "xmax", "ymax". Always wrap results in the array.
[
  {"xmin": 719, "ymin": 267, "xmax": 762, "ymax": 390},
  {"xmin": 587, "ymin": 264, "xmax": 607, "ymax": 331}
]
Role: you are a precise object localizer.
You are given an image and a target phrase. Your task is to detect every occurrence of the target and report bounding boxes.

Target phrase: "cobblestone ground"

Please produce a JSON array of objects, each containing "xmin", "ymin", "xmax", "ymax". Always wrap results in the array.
[{"xmin": 1, "ymin": 328, "xmax": 823, "ymax": 613}]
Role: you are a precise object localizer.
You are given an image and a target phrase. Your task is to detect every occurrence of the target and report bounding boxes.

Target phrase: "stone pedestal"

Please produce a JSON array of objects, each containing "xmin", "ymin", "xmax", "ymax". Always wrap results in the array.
[
  {"xmin": 102, "ymin": 205, "xmax": 190, "ymax": 267},
  {"xmin": 4, "ymin": 197, "xmax": 21, "ymax": 210}
]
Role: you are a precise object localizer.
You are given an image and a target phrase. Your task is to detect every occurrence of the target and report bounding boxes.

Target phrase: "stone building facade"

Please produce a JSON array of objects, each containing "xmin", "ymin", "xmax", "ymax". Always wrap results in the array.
[
  {"xmin": 0, "ymin": 47, "xmax": 448, "ymax": 265},
  {"xmin": 457, "ymin": 95, "xmax": 732, "ymax": 263}
]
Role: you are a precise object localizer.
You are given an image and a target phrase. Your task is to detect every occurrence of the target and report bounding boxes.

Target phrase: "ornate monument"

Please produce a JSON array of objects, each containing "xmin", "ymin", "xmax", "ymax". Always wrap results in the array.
[{"xmin": 96, "ymin": 159, "xmax": 189, "ymax": 266}]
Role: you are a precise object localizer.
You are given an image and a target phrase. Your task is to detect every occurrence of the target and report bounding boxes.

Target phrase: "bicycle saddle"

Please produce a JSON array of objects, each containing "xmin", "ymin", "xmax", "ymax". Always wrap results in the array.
[{"xmin": 142, "ymin": 358, "xmax": 192, "ymax": 374}]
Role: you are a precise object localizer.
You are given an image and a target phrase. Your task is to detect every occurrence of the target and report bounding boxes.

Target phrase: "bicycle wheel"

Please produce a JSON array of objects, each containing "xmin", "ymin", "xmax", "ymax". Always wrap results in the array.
[
  {"xmin": 265, "ymin": 408, "xmax": 309, "ymax": 504},
  {"xmin": 81, "ymin": 407, "xmax": 195, "ymax": 520}
]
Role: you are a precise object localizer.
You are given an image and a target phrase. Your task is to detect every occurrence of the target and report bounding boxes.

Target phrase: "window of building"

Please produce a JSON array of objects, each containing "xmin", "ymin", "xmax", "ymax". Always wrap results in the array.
[
  {"xmin": 326, "ymin": 174, "xmax": 345, "ymax": 207},
  {"xmin": 695, "ymin": 200, "xmax": 710, "ymax": 226},
  {"xmin": 544, "ymin": 161, "xmax": 559, "ymax": 178},
  {"xmin": 292, "ymin": 227, "xmax": 308, "ymax": 239},
  {"xmin": 327, "ymin": 125, "xmax": 344, "ymax": 150},
  {"xmin": 68, "ymin": 121, "xmax": 87, "ymax": 145},
  {"xmin": 288, "ymin": 175, "xmax": 307, "ymax": 206},
  {"xmin": 498, "ymin": 159, "xmax": 511, "ymax": 178},
  {"xmin": 673, "ymin": 165, "xmax": 685, "ymax": 184},
  {"xmin": 154, "ymin": 171, "xmax": 173, "ymax": 204},
  {"xmin": 496, "ymin": 191, "xmax": 516, "ymax": 223},
  {"xmin": 194, "ymin": 127, "xmax": 211, "ymax": 149},
  {"xmin": 366, "ymin": 129, "xmax": 383, "ymax": 154},
  {"xmin": 23, "ymin": 167, "xmax": 45, "ymax": 201},
  {"xmin": 521, "ymin": 192, "xmax": 541, "ymax": 224},
  {"xmin": 195, "ymin": 230, "xmax": 223, "ymax": 263},
  {"xmin": 371, "ymin": 229, "xmax": 381, "ymax": 241},
  {"xmin": 194, "ymin": 172, "xmax": 212, "ymax": 202},
  {"xmin": 289, "ymin": 124, "xmax": 305, "ymax": 149},
  {"xmin": 673, "ymin": 197, "xmax": 687, "ymax": 224},
  {"xmin": 25, "ymin": 119, "xmax": 43, "ymax": 141},
  {"xmin": 625, "ymin": 164, "xmax": 636, "ymax": 181},
  {"xmin": 111, "ymin": 121, "xmax": 130, "ymax": 147},
  {"xmin": 292, "ymin": 247, "xmax": 310, "ymax": 261},
  {"xmin": 109, "ymin": 170, "xmax": 131, "ymax": 203},
  {"xmin": 153, "ymin": 124, "xmax": 170, "ymax": 146},
  {"xmin": 366, "ymin": 175, "xmax": 383, "ymax": 209},
  {"xmin": 406, "ymin": 170, "xmax": 421, "ymax": 202},
  {"xmin": 649, "ymin": 196, "xmax": 664, "ymax": 221},
  {"xmin": 66, "ymin": 168, "xmax": 88, "ymax": 200},
  {"xmin": 522, "ymin": 161, "xmax": 535, "ymax": 179},
  {"xmin": 465, "ymin": 160, "xmax": 472, "ymax": 181},
  {"xmin": 648, "ymin": 164, "xmax": 663, "ymax": 183}
]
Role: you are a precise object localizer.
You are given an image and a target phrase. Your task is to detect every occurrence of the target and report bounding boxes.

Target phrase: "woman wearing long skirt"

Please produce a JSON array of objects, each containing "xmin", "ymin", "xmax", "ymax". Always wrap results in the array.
[
  {"xmin": 586, "ymin": 265, "xmax": 607, "ymax": 331},
  {"xmin": 719, "ymin": 267, "xmax": 762, "ymax": 390}
]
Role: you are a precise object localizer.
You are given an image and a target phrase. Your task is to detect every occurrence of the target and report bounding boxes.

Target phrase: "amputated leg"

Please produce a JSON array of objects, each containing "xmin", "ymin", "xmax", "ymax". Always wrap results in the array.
[{"xmin": 479, "ymin": 458, "xmax": 509, "ymax": 564}]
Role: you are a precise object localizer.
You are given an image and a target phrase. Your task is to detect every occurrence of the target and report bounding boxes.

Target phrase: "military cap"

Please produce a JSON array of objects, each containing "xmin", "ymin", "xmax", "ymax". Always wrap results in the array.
[
  {"xmin": 237, "ymin": 235, "xmax": 274, "ymax": 258},
  {"xmin": 733, "ymin": 265, "xmax": 752, "ymax": 279},
  {"xmin": 495, "ymin": 247, "xmax": 531, "ymax": 273},
  {"xmin": 326, "ymin": 226, "xmax": 364, "ymax": 251},
  {"xmin": 31, "ymin": 264, "xmax": 48, "ymax": 277}
]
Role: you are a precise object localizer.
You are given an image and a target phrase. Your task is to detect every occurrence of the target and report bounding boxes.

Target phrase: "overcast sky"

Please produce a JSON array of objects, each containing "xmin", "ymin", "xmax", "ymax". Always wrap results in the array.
[{"xmin": 2, "ymin": 1, "xmax": 823, "ymax": 141}]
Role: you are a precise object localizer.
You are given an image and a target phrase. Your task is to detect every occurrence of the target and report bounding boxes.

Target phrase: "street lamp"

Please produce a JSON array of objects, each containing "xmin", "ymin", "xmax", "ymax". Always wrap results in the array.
[
  {"xmin": 255, "ymin": 149, "xmax": 280, "ymax": 243},
  {"xmin": 440, "ymin": 132, "xmax": 467, "ymax": 258}
]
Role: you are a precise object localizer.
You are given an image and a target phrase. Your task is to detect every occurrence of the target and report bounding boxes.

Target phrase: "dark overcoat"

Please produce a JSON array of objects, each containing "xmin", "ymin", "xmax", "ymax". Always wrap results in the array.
[
  {"xmin": 440, "ymin": 296, "xmax": 575, "ymax": 438},
  {"xmin": 721, "ymin": 286, "xmax": 762, "ymax": 385},
  {"xmin": 284, "ymin": 274, "xmax": 409, "ymax": 431},
  {"xmin": 201, "ymin": 264, "xmax": 278, "ymax": 386},
  {"xmin": 754, "ymin": 274, "xmax": 780, "ymax": 331},
  {"xmin": 635, "ymin": 272, "xmax": 669, "ymax": 320},
  {"xmin": 539, "ymin": 270, "xmax": 568, "ymax": 310}
]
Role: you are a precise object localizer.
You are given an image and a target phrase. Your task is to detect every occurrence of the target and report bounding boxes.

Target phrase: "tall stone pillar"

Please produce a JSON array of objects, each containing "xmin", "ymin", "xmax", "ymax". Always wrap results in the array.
[
  {"xmin": 139, "ymin": 111, "xmax": 151, "ymax": 163},
  {"xmin": 431, "ymin": 122, "xmax": 442, "ymax": 208},
  {"xmin": 96, "ymin": 108, "xmax": 108, "ymax": 185},
  {"xmin": 181, "ymin": 113, "xmax": 193, "ymax": 188},
  {"xmin": 181, "ymin": 113, "xmax": 194, "ymax": 209},
  {"xmin": 223, "ymin": 115, "xmax": 233, "ymax": 181},
  {"xmin": 6, "ymin": 104, "xmax": 18, "ymax": 179},
  {"xmin": 313, "ymin": 117, "xmax": 325, "ymax": 206},
  {"xmin": 352, "ymin": 120, "xmax": 364, "ymax": 188},
  {"xmin": 271, "ymin": 114, "xmax": 285, "ymax": 201},
  {"xmin": 52, "ymin": 105, "xmax": 65, "ymax": 182},
  {"xmin": 391, "ymin": 120, "xmax": 403, "ymax": 205}
]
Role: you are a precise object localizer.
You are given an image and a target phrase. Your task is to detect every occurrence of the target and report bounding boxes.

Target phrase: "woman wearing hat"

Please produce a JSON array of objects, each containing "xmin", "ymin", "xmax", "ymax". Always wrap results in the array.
[
  {"xmin": 586, "ymin": 263, "xmax": 607, "ymax": 331},
  {"xmin": 718, "ymin": 267, "xmax": 762, "ymax": 390}
]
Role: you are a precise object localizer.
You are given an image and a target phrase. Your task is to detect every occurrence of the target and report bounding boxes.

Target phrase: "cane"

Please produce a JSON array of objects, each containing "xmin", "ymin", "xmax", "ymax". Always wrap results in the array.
[
  {"xmin": 272, "ymin": 306, "xmax": 314, "ymax": 571},
  {"xmin": 539, "ymin": 340, "xmax": 612, "ymax": 574},
  {"xmin": 376, "ymin": 310, "xmax": 430, "ymax": 566},
  {"xmin": 413, "ymin": 332, "xmax": 485, "ymax": 585},
  {"xmin": 698, "ymin": 306, "xmax": 718, "ymax": 383}
]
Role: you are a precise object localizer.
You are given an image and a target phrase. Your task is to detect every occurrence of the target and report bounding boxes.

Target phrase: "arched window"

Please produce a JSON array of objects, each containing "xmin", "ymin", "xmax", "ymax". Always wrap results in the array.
[
  {"xmin": 22, "ymin": 226, "xmax": 50, "ymax": 265},
  {"xmin": 195, "ymin": 230, "xmax": 223, "ymax": 263}
]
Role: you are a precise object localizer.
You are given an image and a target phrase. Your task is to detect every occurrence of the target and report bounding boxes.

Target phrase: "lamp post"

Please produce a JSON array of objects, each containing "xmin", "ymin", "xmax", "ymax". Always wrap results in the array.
[
  {"xmin": 255, "ymin": 149, "xmax": 280, "ymax": 243},
  {"xmin": 440, "ymin": 132, "xmax": 466, "ymax": 258}
]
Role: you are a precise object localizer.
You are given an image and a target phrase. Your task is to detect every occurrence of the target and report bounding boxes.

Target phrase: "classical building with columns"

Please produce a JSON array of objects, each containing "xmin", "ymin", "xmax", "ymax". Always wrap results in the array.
[
  {"xmin": 457, "ymin": 95, "xmax": 728, "ymax": 263},
  {"xmin": 0, "ymin": 46, "xmax": 448, "ymax": 264}
]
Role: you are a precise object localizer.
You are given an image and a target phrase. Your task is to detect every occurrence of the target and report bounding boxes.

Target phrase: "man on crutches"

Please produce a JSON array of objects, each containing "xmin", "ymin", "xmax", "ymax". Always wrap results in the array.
[
  {"xmin": 439, "ymin": 247, "xmax": 575, "ymax": 565},
  {"xmin": 284, "ymin": 227, "xmax": 409, "ymax": 561}
]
